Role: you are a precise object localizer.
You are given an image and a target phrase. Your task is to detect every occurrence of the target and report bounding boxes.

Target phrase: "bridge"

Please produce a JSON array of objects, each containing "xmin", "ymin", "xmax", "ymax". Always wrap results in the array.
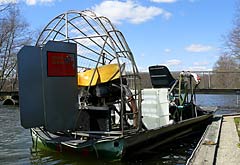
[
  {"xmin": 0, "ymin": 91, "xmax": 19, "ymax": 105},
  {"xmin": 182, "ymin": 71, "xmax": 240, "ymax": 94},
  {"xmin": 140, "ymin": 70, "xmax": 240, "ymax": 95},
  {"xmin": 0, "ymin": 91, "xmax": 18, "ymax": 97},
  {"xmin": 1, "ymin": 71, "xmax": 240, "ymax": 97}
]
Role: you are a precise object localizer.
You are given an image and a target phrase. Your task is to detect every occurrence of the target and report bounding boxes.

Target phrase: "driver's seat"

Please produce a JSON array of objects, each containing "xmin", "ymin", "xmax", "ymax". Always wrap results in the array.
[{"xmin": 149, "ymin": 65, "xmax": 176, "ymax": 88}]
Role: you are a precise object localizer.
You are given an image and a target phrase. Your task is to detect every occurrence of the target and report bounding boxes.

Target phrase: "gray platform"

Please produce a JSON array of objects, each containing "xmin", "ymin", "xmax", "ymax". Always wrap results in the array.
[{"xmin": 187, "ymin": 114, "xmax": 240, "ymax": 165}]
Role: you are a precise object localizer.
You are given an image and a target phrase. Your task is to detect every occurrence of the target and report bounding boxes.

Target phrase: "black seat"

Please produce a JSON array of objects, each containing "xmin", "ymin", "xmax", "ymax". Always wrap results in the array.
[{"xmin": 149, "ymin": 65, "xmax": 176, "ymax": 88}]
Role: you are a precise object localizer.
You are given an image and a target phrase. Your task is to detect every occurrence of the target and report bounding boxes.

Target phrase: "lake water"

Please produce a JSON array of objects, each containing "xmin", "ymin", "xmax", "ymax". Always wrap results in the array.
[{"xmin": 0, "ymin": 94, "xmax": 239, "ymax": 165}]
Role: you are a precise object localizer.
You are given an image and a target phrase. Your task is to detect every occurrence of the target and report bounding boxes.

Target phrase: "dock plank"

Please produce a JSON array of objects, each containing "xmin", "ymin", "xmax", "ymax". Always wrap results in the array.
[{"xmin": 187, "ymin": 116, "xmax": 222, "ymax": 165}]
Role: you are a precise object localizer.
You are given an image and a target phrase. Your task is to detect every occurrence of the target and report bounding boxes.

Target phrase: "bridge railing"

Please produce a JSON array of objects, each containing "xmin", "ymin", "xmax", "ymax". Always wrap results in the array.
[
  {"xmin": 1, "ymin": 71, "xmax": 240, "ymax": 92},
  {"xmin": 140, "ymin": 71, "xmax": 240, "ymax": 90},
  {"xmin": 172, "ymin": 71, "xmax": 240, "ymax": 90}
]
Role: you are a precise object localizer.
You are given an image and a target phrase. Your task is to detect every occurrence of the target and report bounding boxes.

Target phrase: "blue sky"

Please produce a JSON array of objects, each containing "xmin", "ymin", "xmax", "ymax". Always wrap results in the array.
[{"xmin": 1, "ymin": 0, "xmax": 236, "ymax": 71}]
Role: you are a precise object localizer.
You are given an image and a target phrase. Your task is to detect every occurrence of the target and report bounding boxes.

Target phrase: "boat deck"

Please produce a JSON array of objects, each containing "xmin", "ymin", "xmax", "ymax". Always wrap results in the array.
[{"xmin": 33, "ymin": 128, "xmax": 122, "ymax": 145}]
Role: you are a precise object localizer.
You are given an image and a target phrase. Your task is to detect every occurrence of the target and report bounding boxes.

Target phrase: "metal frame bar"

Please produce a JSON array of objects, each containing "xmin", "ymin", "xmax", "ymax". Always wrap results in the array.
[{"xmin": 36, "ymin": 10, "xmax": 142, "ymax": 134}]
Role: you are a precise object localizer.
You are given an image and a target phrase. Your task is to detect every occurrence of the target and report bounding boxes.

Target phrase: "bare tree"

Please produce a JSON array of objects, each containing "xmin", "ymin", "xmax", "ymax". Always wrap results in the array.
[
  {"xmin": 212, "ymin": 0, "xmax": 240, "ymax": 89},
  {"xmin": 0, "ymin": 4, "xmax": 32, "ymax": 91},
  {"xmin": 225, "ymin": 0, "xmax": 240, "ymax": 65},
  {"xmin": 214, "ymin": 54, "xmax": 238, "ymax": 71},
  {"xmin": 0, "ymin": 3, "xmax": 11, "ymax": 12},
  {"xmin": 212, "ymin": 54, "xmax": 239, "ymax": 88}
]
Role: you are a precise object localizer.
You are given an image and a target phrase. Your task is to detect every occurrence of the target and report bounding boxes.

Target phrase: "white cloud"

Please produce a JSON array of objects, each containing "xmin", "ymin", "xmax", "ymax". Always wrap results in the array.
[
  {"xmin": 140, "ymin": 53, "xmax": 145, "ymax": 57},
  {"xmin": 186, "ymin": 61, "xmax": 211, "ymax": 71},
  {"xmin": 185, "ymin": 44, "xmax": 213, "ymax": 53},
  {"xmin": 162, "ymin": 12, "xmax": 172, "ymax": 20},
  {"xmin": 0, "ymin": 0, "xmax": 56, "ymax": 5},
  {"xmin": 26, "ymin": 0, "xmax": 36, "ymax": 5},
  {"xmin": 92, "ymin": 0, "xmax": 172, "ymax": 24},
  {"xmin": 150, "ymin": 0, "xmax": 177, "ymax": 3},
  {"xmin": 164, "ymin": 48, "xmax": 171, "ymax": 53},
  {"xmin": 188, "ymin": 62, "xmax": 209, "ymax": 71},
  {"xmin": 25, "ymin": 0, "xmax": 55, "ymax": 5},
  {"xmin": 150, "ymin": 0, "xmax": 196, "ymax": 4},
  {"xmin": 0, "ymin": 0, "xmax": 16, "ymax": 4},
  {"xmin": 165, "ymin": 59, "xmax": 182, "ymax": 66},
  {"xmin": 193, "ymin": 61, "xmax": 209, "ymax": 66},
  {"xmin": 138, "ymin": 66, "xmax": 149, "ymax": 72},
  {"xmin": 187, "ymin": 66, "xmax": 211, "ymax": 71}
]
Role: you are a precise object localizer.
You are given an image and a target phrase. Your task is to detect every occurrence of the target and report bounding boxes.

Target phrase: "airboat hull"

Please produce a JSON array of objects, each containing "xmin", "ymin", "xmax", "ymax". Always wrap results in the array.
[
  {"xmin": 31, "ymin": 113, "xmax": 212, "ymax": 160},
  {"xmin": 123, "ymin": 113, "xmax": 213, "ymax": 158},
  {"xmin": 31, "ymin": 128, "xmax": 125, "ymax": 160}
]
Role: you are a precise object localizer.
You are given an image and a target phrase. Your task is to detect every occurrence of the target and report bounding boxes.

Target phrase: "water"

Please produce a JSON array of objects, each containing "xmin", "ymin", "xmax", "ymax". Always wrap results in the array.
[
  {"xmin": 197, "ymin": 94, "xmax": 240, "ymax": 115},
  {"xmin": 197, "ymin": 94, "xmax": 239, "ymax": 108},
  {"xmin": 0, "ymin": 106, "xmax": 32, "ymax": 165},
  {"xmin": 0, "ymin": 94, "xmax": 239, "ymax": 165}
]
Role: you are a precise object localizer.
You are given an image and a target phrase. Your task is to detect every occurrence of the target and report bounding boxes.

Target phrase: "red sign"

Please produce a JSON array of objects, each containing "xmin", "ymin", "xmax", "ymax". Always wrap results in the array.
[{"xmin": 47, "ymin": 52, "xmax": 76, "ymax": 77}]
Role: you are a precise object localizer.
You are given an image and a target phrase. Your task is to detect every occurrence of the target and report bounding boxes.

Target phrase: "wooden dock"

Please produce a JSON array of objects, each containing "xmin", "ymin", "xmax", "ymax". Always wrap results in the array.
[{"xmin": 187, "ymin": 114, "xmax": 240, "ymax": 165}]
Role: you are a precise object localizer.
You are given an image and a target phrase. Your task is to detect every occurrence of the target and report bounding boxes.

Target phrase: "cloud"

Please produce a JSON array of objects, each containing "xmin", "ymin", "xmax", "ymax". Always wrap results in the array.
[
  {"xmin": 193, "ymin": 61, "xmax": 209, "ymax": 66},
  {"xmin": 140, "ymin": 53, "xmax": 145, "ymax": 57},
  {"xmin": 92, "ymin": 0, "xmax": 172, "ymax": 24},
  {"xmin": 187, "ymin": 66, "xmax": 211, "ymax": 71},
  {"xmin": 150, "ymin": 0, "xmax": 196, "ymax": 4},
  {"xmin": 164, "ymin": 48, "xmax": 172, "ymax": 53},
  {"xmin": 185, "ymin": 44, "xmax": 213, "ymax": 53},
  {"xmin": 188, "ymin": 0, "xmax": 198, "ymax": 2},
  {"xmin": 0, "ymin": 0, "xmax": 16, "ymax": 4},
  {"xmin": 165, "ymin": 59, "xmax": 182, "ymax": 66},
  {"xmin": 150, "ymin": 0, "xmax": 177, "ymax": 3},
  {"xmin": 25, "ymin": 0, "xmax": 55, "ymax": 5},
  {"xmin": 138, "ymin": 66, "xmax": 149, "ymax": 72},
  {"xmin": 186, "ymin": 61, "xmax": 211, "ymax": 71},
  {"xmin": 0, "ymin": 0, "xmax": 56, "ymax": 5}
]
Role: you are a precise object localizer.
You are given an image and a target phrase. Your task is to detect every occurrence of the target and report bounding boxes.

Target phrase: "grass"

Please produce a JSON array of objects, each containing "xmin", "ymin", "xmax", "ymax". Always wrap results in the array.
[{"xmin": 234, "ymin": 117, "xmax": 240, "ymax": 148}]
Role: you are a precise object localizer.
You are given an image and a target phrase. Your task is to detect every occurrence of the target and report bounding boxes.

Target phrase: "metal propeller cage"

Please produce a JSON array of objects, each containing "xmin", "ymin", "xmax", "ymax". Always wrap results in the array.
[{"xmin": 36, "ymin": 10, "xmax": 142, "ymax": 132}]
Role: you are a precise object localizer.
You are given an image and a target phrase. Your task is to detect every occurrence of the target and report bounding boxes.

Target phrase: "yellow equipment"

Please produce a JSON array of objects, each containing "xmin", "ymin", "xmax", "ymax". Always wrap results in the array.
[{"xmin": 78, "ymin": 64, "xmax": 120, "ymax": 86}]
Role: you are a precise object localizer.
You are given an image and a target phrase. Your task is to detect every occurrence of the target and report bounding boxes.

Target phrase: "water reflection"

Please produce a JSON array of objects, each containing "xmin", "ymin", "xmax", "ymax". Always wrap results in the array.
[
  {"xmin": 123, "ymin": 130, "xmax": 204, "ymax": 165},
  {"xmin": 30, "ymin": 149, "xmax": 110, "ymax": 165}
]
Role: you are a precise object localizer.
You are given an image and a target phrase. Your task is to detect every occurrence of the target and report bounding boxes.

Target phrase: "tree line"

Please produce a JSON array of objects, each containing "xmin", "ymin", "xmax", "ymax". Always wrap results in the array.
[
  {"xmin": 0, "ymin": 3, "xmax": 33, "ymax": 91},
  {"xmin": 212, "ymin": 0, "xmax": 240, "ymax": 88}
]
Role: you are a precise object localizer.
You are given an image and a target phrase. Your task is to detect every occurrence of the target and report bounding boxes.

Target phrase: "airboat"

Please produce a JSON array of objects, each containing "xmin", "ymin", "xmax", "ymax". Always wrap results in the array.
[{"xmin": 17, "ymin": 10, "xmax": 213, "ymax": 160}]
